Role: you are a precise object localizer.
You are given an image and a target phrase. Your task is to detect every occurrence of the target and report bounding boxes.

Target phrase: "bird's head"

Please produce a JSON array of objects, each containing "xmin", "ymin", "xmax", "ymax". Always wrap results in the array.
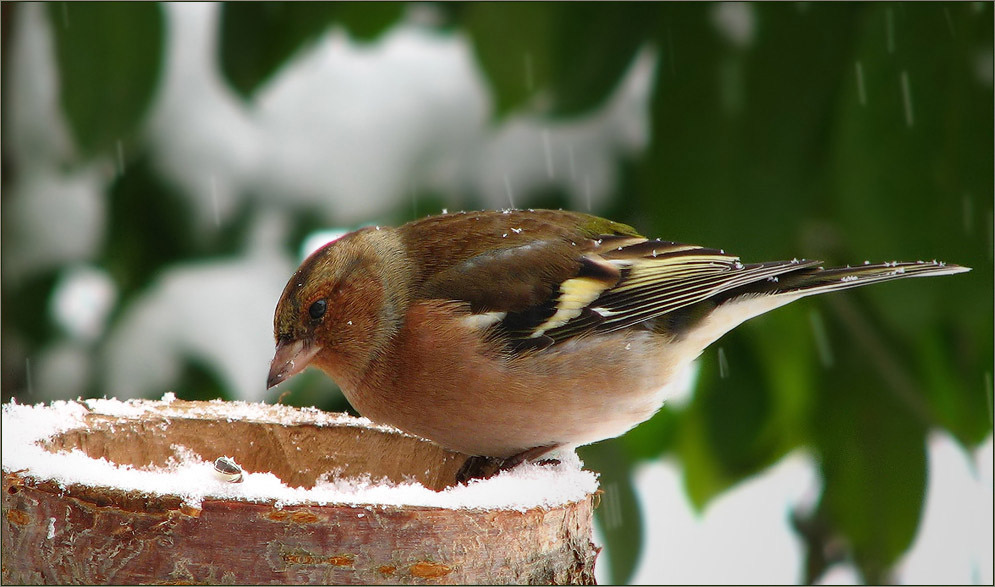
[{"xmin": 267, "ymin": 226, "xmax": 411, "ymax": 389}]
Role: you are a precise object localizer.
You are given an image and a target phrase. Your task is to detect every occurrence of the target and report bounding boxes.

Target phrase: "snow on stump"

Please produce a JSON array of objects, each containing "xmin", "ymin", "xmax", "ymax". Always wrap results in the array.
[{"xmin": 1, "ymin": 396, "xmax": 600, "ymax": 584}]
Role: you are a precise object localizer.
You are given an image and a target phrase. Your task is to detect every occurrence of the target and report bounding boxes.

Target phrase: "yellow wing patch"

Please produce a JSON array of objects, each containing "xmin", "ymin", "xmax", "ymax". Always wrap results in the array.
[{"xmin": 530, "ymin": 276, "xmax": 612, "ymax": 337}]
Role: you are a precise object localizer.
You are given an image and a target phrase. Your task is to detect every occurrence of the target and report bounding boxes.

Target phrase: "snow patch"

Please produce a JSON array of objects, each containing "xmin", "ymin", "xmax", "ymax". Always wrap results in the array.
[{"xmin": 2, "ymin": 397, "xmax": 599, "ymax": 512}]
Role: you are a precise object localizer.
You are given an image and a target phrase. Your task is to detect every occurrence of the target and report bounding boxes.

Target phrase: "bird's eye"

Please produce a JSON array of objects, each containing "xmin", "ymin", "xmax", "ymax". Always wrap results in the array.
[{"xmin": 308, "ymin": 299, "xmax": 327, "ymax": 321}]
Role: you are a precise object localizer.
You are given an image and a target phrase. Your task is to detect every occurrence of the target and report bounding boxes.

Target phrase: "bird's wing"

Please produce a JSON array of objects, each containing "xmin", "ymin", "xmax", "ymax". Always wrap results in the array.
[
  {"xmin": 500, "ymin": 239, "xmax": 825, "ymax": 350},
  {"xmin": 403, "ymin": 210, "xmax": 969, "ymax": 353},
  {"xmin": 402, "ymin": 209, "xmax": 640, "ymax": 317},
  {"xmin": 530, "ymin": 244, "xmax": 967, "ymax": 348},
  {"xmin": 406, "ymin": 211, "xmax": 820, "ymax": 351}
]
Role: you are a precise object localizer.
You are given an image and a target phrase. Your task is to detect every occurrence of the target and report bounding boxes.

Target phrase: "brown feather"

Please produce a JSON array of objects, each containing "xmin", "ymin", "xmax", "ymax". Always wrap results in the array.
[{"xmin": 270, "ymin": 208, "xmax": 970, "ymax": 460}]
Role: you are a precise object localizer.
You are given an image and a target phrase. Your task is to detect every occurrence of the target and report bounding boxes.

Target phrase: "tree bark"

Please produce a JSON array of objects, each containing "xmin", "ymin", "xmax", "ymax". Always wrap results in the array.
[{"xmin": 2, "ymin": 399, "xmax": 599, "ymax": 584}]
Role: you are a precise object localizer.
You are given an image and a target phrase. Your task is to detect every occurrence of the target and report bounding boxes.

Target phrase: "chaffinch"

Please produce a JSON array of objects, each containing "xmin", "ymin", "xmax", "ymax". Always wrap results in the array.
[{"xmin": 267, "ymin": 209, "xmax": 968, "ymax": 475}]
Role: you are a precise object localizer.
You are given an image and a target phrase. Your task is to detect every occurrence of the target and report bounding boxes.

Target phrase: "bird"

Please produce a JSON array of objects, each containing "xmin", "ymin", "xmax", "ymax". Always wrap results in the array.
[{"xmin": 267, "ymin": 208, "xmax": 969, "ymax": 478}]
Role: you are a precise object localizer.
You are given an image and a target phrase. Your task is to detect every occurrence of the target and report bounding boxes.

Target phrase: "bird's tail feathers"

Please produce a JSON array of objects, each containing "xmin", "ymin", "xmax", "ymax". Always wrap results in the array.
[
  {"xmin": 760, "ymin": 259, "xmax": 970, "ymax": 300},
  {"xmin": 674, "ymin": 260, "xmax": 969, "ymax": 354}
]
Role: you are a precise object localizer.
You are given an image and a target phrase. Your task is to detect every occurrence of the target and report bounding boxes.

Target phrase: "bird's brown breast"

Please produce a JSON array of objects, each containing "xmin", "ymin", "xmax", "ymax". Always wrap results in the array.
[{"xmin": 335, "ymin": 299, "xmax": 679, "ymax": 458}]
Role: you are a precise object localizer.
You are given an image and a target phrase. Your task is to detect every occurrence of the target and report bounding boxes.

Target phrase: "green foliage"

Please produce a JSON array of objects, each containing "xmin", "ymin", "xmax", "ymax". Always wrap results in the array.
[
  {"xmin": 47, "ymin": 2, "xmax": 164, "ymax": 157},
  {"xmin": 459, "ymin": 4, "xmax": 556, "ymax": 117},
  {"xmin": 578, "ymin": 442, "xmax": 644, "ymax": 585},
  {"xmin": 813, "ymin": 331, "xmax": 930, "ymax": 584},
  {"xmin": 269, "ymin": 369, "xmax": 356, "ymax": 415},
  {"xmin": 101, "ymin": 157, "xmax": 201, "ymax": 298},
  {"xmin": 175, "ymin": 356, "xmax": 235, "ymax": 403},
  {"xmin": 219, "ymin": 2, "xmax": 404, "ymax": 97},
  {"xmin": 461, "ymin": 3, "xmax": 660, "ymax": 117}
]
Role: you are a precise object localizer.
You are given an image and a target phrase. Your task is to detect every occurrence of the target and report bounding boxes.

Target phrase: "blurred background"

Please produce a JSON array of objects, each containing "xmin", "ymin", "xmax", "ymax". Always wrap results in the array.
[{"xmin": 2, "ymin": 2, "xmax": 992, "ymax": 584}]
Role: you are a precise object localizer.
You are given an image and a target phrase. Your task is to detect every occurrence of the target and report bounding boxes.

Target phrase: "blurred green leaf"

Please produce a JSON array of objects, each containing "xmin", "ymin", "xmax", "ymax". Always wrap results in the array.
[
  {"xmin": 915, "ymin": 328, "xmax": 994, "ymax": 445},
  {"xmin": 219, "ymin": 2, "xmax": 403, "ymax": 98},
  {"xmin": 334, "ymin": 2, "xmax": 405, "ymax": 41},
  {"xmin": 832, "ymin": 4, "xmax": 992, "ymax": 263},
  {"xmin": 621, "ymin": 403, "xmax": 680, "ymax": 461},
  {"xmin": 699, "ymin": 338, "xmax": 774, "ymax": 476},
  {"xmin": 829, "ymin": 4, "xmax": 992, "ymax": 311},
  {"xmin": 463, "ymin": 3, "xmax": 659, "ymax": 118},
  {"xmin": 675, "ymin": 388, "xmax": 727, "ymax": 510},
  {"xmin": 744, "ymin": 303, "xmax": 820, "ymax": 451},
  {"xmin": 828, "ymin": 3, "xmax": 994, "ymax": 451},
  {"xmin": 100, "ymin": 156, "xmax": 199, "ymax": 299},
  {"xmin": 2, "ymin": 273, "xmax": 59, "ymax": 347},
  {"xmin": 636, "ymin": 3, "xmax": 860, "ymax": 255},
  {"xmin": 579, "ymin": 440, "xmax": 643, "ymax": 585},
  {"xmin": 677, "ymin": 330, "xmax": 784, "ymax": 509},
  {"xmin": 47, "ymin": 2, "xmax": 164, "ymax": 156},
  {"xmin": 664, "ymin": 304, "xmax": 818, "ymax": 509},
  {"xmin": 175, "ymin": 355, "xmax": 234, "ymax": 402},
  {"xmin": 269, "ymin": 369, "xmax": 355, "ymax": 415},
  {"xmin": 618, "ymin": 4, "xmax": 991, "ymax": 579},
  {"xmin": 813, "ymin": 333, "xmax": 928, "ymax": 583},
  {"xmin": 546, "ymin": 3, "xmax": 660, "ymax": 117},
  {"xmin": 461, "ymin": 3, "xmax": 555, "ymax": 117}
]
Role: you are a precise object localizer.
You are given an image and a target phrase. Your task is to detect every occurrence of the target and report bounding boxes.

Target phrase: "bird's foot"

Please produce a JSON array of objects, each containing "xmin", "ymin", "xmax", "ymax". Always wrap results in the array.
[
  {"xmin": 455, "ymin": 456, "xmax": 504, "ymax": 484},
  {"xmin": 454, "ymin": 444, "xmax": 560, "ymax": 484}
]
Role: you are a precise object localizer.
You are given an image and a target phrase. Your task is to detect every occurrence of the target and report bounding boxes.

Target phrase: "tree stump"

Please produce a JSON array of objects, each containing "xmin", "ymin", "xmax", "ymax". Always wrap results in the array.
[{"xmin": 1, "ymin": 398, "xmax": 599, "ymax": 584}]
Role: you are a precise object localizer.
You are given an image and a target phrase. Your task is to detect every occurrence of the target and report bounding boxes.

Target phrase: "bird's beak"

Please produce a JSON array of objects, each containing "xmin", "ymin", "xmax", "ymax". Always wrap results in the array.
[{"xmin": 267, "ymin": 338, "xmax": 322, "ymax": 389}]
